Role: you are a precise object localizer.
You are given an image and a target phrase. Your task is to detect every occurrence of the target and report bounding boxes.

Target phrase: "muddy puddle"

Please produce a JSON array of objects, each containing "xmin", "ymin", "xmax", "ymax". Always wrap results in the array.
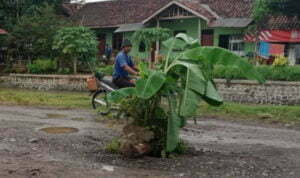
[{"xmin": 40, "ymin": 127, "xmax": 79, "ymax": 134}]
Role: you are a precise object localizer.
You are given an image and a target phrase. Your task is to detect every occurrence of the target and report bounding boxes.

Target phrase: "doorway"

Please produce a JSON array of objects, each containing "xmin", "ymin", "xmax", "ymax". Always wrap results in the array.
[
  {"xmin": 97, "ymin": 33, "xmax": 106, "ymax": 55},
  {"xmin": 201, "ymin": 29, "xmax": 214, "ymax": 46},
  {"xmin": 219, "ymin": 35, "xmax": 230, "ymax": 49},
  {"xmin": 113, "ymin": 33, "xmax": 123, "ymax": 51}
]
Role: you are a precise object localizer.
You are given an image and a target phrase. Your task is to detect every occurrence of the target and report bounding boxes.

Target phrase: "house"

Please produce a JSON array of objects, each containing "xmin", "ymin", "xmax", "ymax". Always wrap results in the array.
[
  {"xmin": 67, "ymin": 0, "xmax": 300, "ymax": 64},
  {"xmin": 249, "ymin": 16, "xmax": 300, "ymax": 65}
]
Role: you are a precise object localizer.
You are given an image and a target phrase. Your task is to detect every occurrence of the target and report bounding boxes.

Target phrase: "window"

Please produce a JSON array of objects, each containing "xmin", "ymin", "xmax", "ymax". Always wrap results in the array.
[{"xmin": 228, "ymin": 35, "xmax": 245, "ymax": 56}]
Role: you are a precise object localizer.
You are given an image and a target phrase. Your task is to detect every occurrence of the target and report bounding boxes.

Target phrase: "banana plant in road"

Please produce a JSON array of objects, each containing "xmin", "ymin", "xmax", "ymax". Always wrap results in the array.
[{"xmin": 107, "ymin": 33, "xmax": 265, "ymax": 156}]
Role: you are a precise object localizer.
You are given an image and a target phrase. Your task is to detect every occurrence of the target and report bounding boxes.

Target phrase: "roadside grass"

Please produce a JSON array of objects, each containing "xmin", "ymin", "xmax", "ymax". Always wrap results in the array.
[
  {"xmin": 199, "ymin": 103, "xmax": 300, "ymax": 125},
  {"xmin": 0, "ymin": 88, "xmax": 299, "ymax": 125},
  {"xmin": 0, "ymin": 88, "xmax": 90, "ymax": 109}
]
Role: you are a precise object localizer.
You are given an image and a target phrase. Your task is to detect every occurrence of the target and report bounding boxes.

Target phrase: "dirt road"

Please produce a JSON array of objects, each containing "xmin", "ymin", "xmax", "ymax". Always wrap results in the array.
[{"xmin": 0, "ymin": 105, "xmax": 299, "ymax": 178}]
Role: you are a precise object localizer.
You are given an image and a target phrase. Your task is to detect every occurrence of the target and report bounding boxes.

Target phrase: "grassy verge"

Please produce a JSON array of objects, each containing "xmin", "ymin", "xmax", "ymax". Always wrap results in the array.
[
  {"xmin": 0, "ymin": 88, "xmax": 90, "ymax": 109},
  {"xmin": 0, "ymin": 88, "xmax": 299, "ymax": 125},
  {"xmin": 199, "ymin": 103, "xmax": 300, "ymax": 125}
]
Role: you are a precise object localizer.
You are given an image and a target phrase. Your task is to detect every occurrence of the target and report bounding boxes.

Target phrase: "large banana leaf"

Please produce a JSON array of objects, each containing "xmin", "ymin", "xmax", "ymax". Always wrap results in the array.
[
  {"xmin": 136, "ymin": 71, "xmax": 166, "ymax": 99},
  {"xmin": 166, "ymin": 95, "xmax": 181, "ymax": 152},
  {"xmin": 180, "ymin": 88, "xmax": 201, "ymax": 117},
  {"xmin": 162, "ymin": 37, "xmax": 188, "ymax": 51},
  {"xmin": 162, "ymin": 33, "xmax": 200, "ymax": 51},
  {"xmin": 107, "ymin": 87, "xmax": 136, "ymax": 103},
  {"xmin": 166, "ymin": 60, "xmax": 221, "ymax": 116},
  {"xmin": 201, "ymin": 81, "xmax": 223, "ymax": 106},
  {"xmin": 182, "ymin": 47, "xmax": 265, "ymax": 83},
  {"xmin": 175, "ymin": 33, "xmax": 200, "ymax": 48}
]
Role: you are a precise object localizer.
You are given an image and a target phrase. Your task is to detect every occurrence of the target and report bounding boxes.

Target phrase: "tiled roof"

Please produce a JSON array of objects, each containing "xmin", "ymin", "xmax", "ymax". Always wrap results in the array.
[
  {"xmin": 62, "ymin": 3, "xmax": 83, "ymax": 16},
  {"xmin": 71, "ymin": 0, "xmax": 171, "ymax": 28},
  {"xmin": 209, "ymin": 18, "xmax": 253, "ymax": 28},
  {"xmin": 68, "ymin": 0, "xmax": 300, "ymax": 30},
  {"xmin": 264, "ymin": 16, "xmax": 300, "ymax": 30},
  {"xmin": 182, "ymin": 0, "xmax": 254, "ymax": 18},
  {"xmin": 70, "ymin": 0, "xmax": 255, "ymax": 28}
]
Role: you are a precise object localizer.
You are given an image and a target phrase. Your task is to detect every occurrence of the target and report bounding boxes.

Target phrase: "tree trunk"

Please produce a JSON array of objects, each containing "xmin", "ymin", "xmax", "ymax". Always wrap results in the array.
[{"xmin": 73, "ymin": 59, "xmax": 77, "ymax": 74}]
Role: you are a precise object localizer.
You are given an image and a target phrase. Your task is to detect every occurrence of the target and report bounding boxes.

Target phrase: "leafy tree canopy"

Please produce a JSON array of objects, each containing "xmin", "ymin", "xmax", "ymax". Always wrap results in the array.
[
  {"xmin": 0, "ymin": 0, "xmax": 65, "ymax": 30},
  {"xmin": 131, "ymin": 28, "xmax": 172, "ymax": 59},
  {"xmin": 6, "ymin": 4, "xmax": 68, "ymax": 60},
  {"xmin": 52, "ymin": 26, "xmax": 98, "ymax": 73},
  {"xmin": 253, "ymin": 0, "xmax": 300, "ymax": 22},
  {"xmin": 267, "ymin": 0, "xmax": 300, "ymax": 16}
]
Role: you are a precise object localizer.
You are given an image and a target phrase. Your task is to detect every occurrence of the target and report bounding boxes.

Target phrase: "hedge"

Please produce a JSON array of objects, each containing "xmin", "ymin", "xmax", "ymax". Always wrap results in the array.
[{"xmin": 213, "ymin": 65, "xmax": 300, "ymax": 81}]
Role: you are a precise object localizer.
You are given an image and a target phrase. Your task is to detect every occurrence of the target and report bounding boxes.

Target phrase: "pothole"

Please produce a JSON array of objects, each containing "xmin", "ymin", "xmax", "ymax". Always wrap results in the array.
[
  {"xmin": 46, "ymin": 113, "xmax": 68, "ymax": 119},
  {"xmin": 71, "ymin": 117, "xmax": 85, "ymax": 121},
  {"xmin": 40, "ymin": 127, "xmax": 79, "ymax": 134}
]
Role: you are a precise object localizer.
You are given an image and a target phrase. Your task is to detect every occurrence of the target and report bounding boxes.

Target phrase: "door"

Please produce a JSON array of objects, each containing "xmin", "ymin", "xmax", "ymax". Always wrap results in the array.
[
  {"xmin": 201, "ymin": 30, "xmax": 214, "ymax": 46},
  {"xmin": 97, "ymin": 34, "xmax": 106, "ymax": 55},
  {"xmin": 219, "ymin": 35, "xmax": 230, "ymax": 49},
  {"xmin": 113, "ymin": 33, "xmax": 123, "ymax": 51}
]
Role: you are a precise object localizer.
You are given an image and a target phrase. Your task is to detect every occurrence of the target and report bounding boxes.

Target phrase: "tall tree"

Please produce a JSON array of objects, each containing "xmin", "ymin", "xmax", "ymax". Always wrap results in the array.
[
  {"xmin": 0, "ymin": 0, "xmax": 65, "ymax": 30},
  {"xmin": 268, "ymin": 0, "xmax": 300, "ymax": 16},
  {"xmin": 6, "ymin": 4, "xmax": 68, "ymax": 61},
  {"xmin": 253, "ymin": 0, "xmax": 300, "ymax": 22}
]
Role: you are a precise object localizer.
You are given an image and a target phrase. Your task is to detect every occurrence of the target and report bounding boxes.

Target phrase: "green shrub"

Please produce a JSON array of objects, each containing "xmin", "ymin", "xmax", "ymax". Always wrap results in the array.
[
  {"xmin": 96, "ymin": 65, "xmax": 114, "ymax": 76},
  {"xmin": 105, "ymin": 138, "xmax": 121, "ymax": 154},
  {"xmin": 57, "ymin": 67, "xmax": 71, "ymax": 74},
  {"xmin": 27, "ymin": 59, "xmax": 56, "ymax": 74},
  {"xmin": 213, "ymin": 65, "xmax": 300, "ymax": 81},
  {"xmin": 52, "ymin": 26, "xmax": 98, "ymax": 74}
]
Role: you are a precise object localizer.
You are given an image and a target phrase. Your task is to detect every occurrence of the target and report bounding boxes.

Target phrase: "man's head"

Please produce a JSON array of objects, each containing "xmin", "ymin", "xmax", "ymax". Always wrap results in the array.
[{"xmin": 122, "ymin": 39, "xmax": 132, "ymax": 53}]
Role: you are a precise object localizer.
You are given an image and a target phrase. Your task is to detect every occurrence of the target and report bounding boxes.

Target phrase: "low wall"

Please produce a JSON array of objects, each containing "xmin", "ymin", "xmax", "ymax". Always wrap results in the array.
[
  {"xmin": 1, "ymin": 74, "xmax": 300, "ymax": 105},
  {"xmin": 0, "ymin": 74, "xmax": 90, "ymax": 92},
  {"xmin": 215, "ymin": 79, "xmax": 300, "ymax": 105}
]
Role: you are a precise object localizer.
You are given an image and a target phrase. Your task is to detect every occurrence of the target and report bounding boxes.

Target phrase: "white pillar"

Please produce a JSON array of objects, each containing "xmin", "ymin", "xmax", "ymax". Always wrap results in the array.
[
  {"xmin": 198, "ymin": 19, "xmax": 202, "ymax": 43},
  {"xmin": 288, "ymin": 44, "xmax": 296, "ymax": 65},
  {"xmin": 155, "ymin": 19, "xmax": 160, "ymax": 64},
  {"xmin": 156, "ymin": 19, "xmax": 160, "ymax": 52}
]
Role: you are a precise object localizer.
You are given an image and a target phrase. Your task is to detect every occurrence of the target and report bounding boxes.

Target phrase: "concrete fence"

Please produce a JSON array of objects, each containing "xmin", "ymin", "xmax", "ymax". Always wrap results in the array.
[
  {"xmin": 1, "ymin": 74, "xmax": 300, "ymax": 105},
  {"xmin": 0, "ymin": 74, "xmax": 90, "ymax": 92},
  {"xmin": 215, "ymin": 79, "xmax": 300, "ymax": 105}
]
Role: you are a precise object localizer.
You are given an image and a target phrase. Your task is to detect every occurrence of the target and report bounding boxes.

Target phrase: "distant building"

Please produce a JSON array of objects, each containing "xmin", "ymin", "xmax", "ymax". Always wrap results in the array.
[{"xmin": 65, "ymin": 0, "xmax": 300, "ymax": 64}]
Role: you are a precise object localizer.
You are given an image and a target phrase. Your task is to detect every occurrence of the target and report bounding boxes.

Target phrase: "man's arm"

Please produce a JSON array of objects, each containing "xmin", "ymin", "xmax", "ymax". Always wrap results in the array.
[
  {"xmin": 123, "ymin": 65, "xmax": 139, "ymax": 75},
  {"xmin": 132, "ymin": 65, "xmax": 139, "ymax": 72}
]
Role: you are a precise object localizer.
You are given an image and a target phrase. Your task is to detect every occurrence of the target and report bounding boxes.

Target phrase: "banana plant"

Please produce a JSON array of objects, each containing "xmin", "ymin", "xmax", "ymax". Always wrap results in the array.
[{"xmin": 108, "ymin": 33, "xmax": 265, "ymax": 154}]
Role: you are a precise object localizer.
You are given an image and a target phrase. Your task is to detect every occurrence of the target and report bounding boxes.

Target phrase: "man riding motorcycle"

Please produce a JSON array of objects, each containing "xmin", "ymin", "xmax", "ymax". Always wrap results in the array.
[{"xmin": 112, "ymin": 39, "xmax": 139, "ymax": 88}]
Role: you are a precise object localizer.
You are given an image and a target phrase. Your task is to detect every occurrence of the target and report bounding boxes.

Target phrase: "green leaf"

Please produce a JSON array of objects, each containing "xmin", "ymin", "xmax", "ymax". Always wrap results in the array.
[
  {"xmin": 138, "ymin": 62, "xmax": 151, "ymax": 78},
  {"xmin": 162, "ymin": 37, "xmax": 187, "ymax": 51},
  {"xmin": 167, "ymin": 60, "xmax": 207, "ymax": 116},
  {"xmin": 201, "ymin": 81, "xmax": 223, "ymax": 106},
  {"xmin": 175, "ymin": 33, "xmax": 200, "ymax": 48},
  {"xmin": 166, "ymin": 96, "xmax": 181, "ymax": 152},
  {"xmin": 167, "ymin": 59, "xmax": 223, "ymax": 115},
  {"xmin": 183, "ymin": 47, "xmax": 265, "ymax": 83},
  {"xmin": 136, "ymin": 71, "xmax": 166, "ymax": 99},
  {"xmin": 180, "ymin": 88, "xmax": 201, "ymax": 117},
  {"xmin": 107, "ymin": 87, "xmax": 136, "ymax": 103}
]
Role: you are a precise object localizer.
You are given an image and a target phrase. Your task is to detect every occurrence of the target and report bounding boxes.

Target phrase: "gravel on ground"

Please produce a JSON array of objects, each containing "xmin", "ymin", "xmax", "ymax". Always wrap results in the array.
[{"xmin": 0, "ymin": 105, "xmax": 299, "ymax": 178}]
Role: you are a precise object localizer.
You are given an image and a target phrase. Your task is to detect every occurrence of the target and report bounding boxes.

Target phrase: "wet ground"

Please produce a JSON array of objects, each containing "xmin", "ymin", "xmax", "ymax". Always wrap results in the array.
[{"xmin": 0, "ymin": 105, "xmax": 299, "ymax": 178}]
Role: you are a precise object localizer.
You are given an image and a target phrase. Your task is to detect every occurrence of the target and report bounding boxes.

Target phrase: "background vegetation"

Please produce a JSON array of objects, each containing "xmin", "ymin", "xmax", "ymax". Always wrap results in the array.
[{"xmin": 213, "ymin": 65, "xmax": 300, "ymax": 81}]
